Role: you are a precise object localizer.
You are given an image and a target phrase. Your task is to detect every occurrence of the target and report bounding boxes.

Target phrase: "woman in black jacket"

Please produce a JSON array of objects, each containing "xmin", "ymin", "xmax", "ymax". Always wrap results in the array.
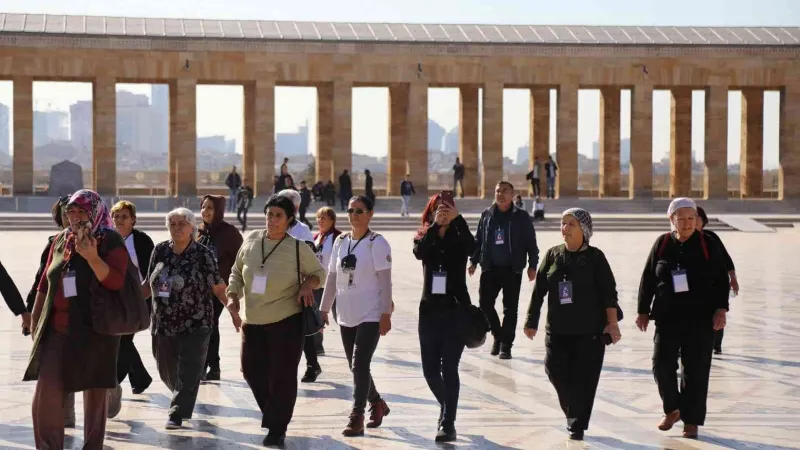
[
  {"xmin": 412, "ymin": 194, "xmax": 475, "ymax": 443},
  {"xmin": 524, "ymin": 208, "xmax": 621, "ymax": 441},
  {"xmin": 111, "ymin": 200, "xmax": 155, "ymax": 395}
]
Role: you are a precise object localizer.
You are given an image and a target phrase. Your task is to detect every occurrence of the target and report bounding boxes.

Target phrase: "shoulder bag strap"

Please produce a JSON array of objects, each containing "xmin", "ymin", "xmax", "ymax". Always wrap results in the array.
[{"xmin": 296, "ymin": 240, "xmax": 301, "ymax": 289}]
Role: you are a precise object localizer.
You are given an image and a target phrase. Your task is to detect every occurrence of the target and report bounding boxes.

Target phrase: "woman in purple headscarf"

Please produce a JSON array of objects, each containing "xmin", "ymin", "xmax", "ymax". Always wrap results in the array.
[{"xmin": 25, "ymin": 190, "xmax": 130, "ymax": 450}]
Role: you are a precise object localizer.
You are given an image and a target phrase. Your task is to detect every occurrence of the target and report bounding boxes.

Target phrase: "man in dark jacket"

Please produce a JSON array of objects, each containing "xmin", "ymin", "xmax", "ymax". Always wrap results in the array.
[
  {"xmin": 224, "ymin": 166, "xmax": 242, "ymax": 212},
  {"xmin": 544, "ymin": 156, "xmax": 558, "ymax": 199},
  {"xmin": 236, "ymin": 179, "xmax": 255, "ymax": 232},
  {"xmin": 338, "ymin": 170, "xmax": 353, "ymax": 211},
  {"xmin": 299, "ymin": 181, "xmax": 313, "ymax": 228},
  {"xmin": 469, "ymin": 181, "xmax": 539, "ymax": 359}
]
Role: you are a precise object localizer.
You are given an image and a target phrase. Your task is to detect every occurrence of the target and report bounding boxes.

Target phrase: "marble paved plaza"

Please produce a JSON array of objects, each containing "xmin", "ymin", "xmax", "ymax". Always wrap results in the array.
[{"xmin": 1, "ymin": 230, "xmax": 800, "ymax": 449}]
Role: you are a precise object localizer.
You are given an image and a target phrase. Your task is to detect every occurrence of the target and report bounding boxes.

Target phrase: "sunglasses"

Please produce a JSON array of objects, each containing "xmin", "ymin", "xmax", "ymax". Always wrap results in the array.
[{"xmin": 347, "ymin": 208, "xmax": 367, "ymax": 215}]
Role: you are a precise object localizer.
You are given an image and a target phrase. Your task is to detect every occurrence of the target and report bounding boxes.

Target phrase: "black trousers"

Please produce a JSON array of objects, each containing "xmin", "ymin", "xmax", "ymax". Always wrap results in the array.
[
  {"xmin": 237, "ymin": 206, "xmax": 249, "ymax": 230},
  {"xmin": 299, "ymin": 206, "xmax": 310, "ymax": 227},
  {"xmin": 531, "ymin": 178, "xmax": 541, "ymax": 197},
  {"xmin": 206, "ymin": 299, "xmax": 225, "ymax": 370},
  {"xmin": 152, "ymin": 328, "xmax": 211, "ymax": 420},
  {"xmin": 419, "ymin": 310, "xmax": 465, "ymax": 426},
  {"xmin": 714, "ymin": 329, "xmax": 724, "ymax": 351},
  {"xmin": 652, "ymin": 321, "xmax": 715, "ymax": 426},
  {"xmin": 117, "ymin": 333, "xmax": 153, "ymax": 389},
  {"xmin": 544, "ymin": 333, "xmax": 606, "ymax": 432},
  {"xmin": 340, "ymin": 321, "xmax": 381, "ymax": 414},
  {"xmin": 303, "ymin": 289, "xmax": 324, "ymax": 369},
  {"xmin": 241, "ymin": 313, "xmax": 305, "ymax": 434},
  {"xmin": 340, "ymin": 197, "xmax": 348, "ymax": 211},
  {"xmin": 478, "ymin": 267, "xmax": 523, "ymax": 346}
]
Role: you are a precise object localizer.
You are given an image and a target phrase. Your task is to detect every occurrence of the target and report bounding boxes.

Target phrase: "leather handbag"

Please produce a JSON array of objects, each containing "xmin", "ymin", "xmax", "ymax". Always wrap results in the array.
[
  {"xmin": 297, "ymin": 240, "xmax": 324, "ymax": 336},
  {"xmin": 89, "ymin": 236, "xmax": 150, "ymax": 336},
  {"xmin": 457, "ymin": 302, "xmax": 491, "ymax": 349}
]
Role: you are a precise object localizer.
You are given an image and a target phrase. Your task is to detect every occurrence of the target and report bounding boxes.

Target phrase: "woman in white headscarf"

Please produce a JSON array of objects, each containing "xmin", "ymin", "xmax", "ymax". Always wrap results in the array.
[
  {"xmin": 523, "ymin": 208, "xmax": 621, "ymax": 441},
  {"xmin": 636, "ymin": 198, "xmax": 729, "ymax": 439}
]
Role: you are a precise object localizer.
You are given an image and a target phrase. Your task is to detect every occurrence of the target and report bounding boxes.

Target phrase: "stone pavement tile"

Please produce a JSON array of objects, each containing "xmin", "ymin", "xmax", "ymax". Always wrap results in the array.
[{"xmin": 1, "ymin": 230, "xmax": 800, "ymax": 449}]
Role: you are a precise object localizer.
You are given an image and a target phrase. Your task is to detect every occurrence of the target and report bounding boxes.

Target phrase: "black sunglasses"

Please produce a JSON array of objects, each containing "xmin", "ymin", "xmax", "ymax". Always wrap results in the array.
[{"xmin": 347, "ymin": 208, "xmax": 366, "ymax": 215}]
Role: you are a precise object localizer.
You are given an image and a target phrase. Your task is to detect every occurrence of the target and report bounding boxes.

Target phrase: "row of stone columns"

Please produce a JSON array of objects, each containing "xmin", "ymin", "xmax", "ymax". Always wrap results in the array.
[{"xmin": 7, "ymin": 77, "xmax": 800, "ymax": 200}]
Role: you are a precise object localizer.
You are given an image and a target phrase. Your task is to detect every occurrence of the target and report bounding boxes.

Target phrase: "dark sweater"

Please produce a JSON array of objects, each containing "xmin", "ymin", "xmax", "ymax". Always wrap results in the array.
[
  {"xmin": 525, "ymin": 244, "xmax": 618, "ymax": 335},
  {"xmin": 413, "ymin": 215, "xmax": 475, "ymax": 314},
  {"xmin": 1, "ymin": 260, "xmax": 25, "ymax": 316},
  {"xmin": 26, "ymin": 236, "xmax": 57, "ymax": 313},
  {"xmin": 637, "ymin": 230, "xmax": 730, "ymax": 325},
  {"xmin": 471, "ymin": 204, "xmax": 539, "ymax": 273},
  {"xmin": 704, "ymin": 229, "xmax": 735, "ymax": 272}
]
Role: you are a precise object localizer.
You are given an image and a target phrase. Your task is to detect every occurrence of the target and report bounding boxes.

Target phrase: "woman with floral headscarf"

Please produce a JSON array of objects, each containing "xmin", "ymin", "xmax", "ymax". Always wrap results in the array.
[
  {"xmin": 523, "ymin": 208, "xmax": 622, "ymax": 441},
  {"xmin": 25, "ymin": 189, "xmax": 130, "ymax": 449}
]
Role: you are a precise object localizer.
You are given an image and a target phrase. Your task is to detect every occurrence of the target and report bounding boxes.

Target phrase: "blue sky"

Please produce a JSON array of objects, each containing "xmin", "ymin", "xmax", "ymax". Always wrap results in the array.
[{"xmin": 1, "ymin": 0, "xmax": 797, "ymax": 167}]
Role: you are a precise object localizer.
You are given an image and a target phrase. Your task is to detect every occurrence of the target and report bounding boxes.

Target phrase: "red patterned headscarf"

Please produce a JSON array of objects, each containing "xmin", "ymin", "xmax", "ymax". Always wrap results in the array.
[{"xmin": 64, "ymin": 190, "xmax": 114, "ymax": 261}]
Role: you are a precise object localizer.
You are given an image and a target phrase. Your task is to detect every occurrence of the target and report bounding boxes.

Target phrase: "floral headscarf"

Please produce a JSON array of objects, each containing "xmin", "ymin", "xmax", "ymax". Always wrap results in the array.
[
  {"xmin": 64, "ymin": 190, "xmax": 114, "ymax": 261},
  {"xmin": 562, "ymin": 207, "xmax": 594, "ymax": 244}
]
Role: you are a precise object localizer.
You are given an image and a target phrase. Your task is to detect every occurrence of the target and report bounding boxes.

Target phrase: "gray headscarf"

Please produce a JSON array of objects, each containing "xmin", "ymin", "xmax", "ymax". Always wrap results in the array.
[{"xmin": 562, "ymin": 207, "xmax": 593, "ymax": 244}]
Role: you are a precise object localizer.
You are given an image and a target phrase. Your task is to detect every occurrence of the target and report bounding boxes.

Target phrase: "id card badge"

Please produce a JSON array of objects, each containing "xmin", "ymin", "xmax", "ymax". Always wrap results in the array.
[
  {"xmin": 251, "ymin": 272, "xmax": 268, "ymax": 294},
  {"xmin": 62, "ymin": 271, "xmax": 78, "ymax": 298},
  {"xmin": 337, "ymin": 270, "xmax": 352, "ymax": 290},
  {"xmin": 431, "ymin": 271, "xmax": 447, "ymax": 295},
  {"xmin": 494, "ymin": 228, "xmax": 505, "ymax": 245},
  {"xmin": 672, "ymin": 269, "xmax": 689, "ymax": 293},
  {"xmin": 157, "ymin": 275, "xmax": 172, "ymax": 298},
  {"xmin": 558, "ymin": 280, "xmax": 573, "ymax": 305}
]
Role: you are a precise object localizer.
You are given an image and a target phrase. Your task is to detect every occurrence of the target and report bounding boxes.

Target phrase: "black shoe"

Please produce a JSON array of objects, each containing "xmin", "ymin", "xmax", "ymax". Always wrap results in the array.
[
  {"xmin": 131, "ymin": 377, "xmax": 152, "ymax": 395},
  {"xmin": 301, "ymin": 366, "xmax": 322, "ymax": 383},
  {"xmin": 435, "ymin": 424, "xmax": 457, "ymax": 442},
  {"xmin": 203, "ymin": 367, "xmax": 221, "ymax": 381},
  {"xmin": 499, "ymin": 345, "xmax": 512, "ymax": 360},
  {"xmin": 263, "ymin": 431, "xmax": 286, "ymax": 448},
  {"xmin": 490, "ymin": 339, "xmax": 501, "ymax": 356},
  {"xmin": 568, "ymin": 430, "xmax": 584, "ymax": 441}
]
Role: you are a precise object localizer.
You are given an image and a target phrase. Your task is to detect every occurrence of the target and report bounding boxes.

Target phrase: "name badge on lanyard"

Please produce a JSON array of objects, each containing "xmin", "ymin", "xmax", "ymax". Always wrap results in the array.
[
  {"xmin": 157, "ymin": 274, "xmax": 173, "ymax": 298},
  {"xmin": 431, "ymin": 271, "xmax": 447, "ymax": 295},
  {"xmin": 62, "ymin": 270, "xmax": 78, "ymax": 298},
  {"xmin": 495, "ymin": 228, "xmax": 505, "ymax": 245},
  {"xmin": 252, "ymin": 272, "xmax": 268, "ymax": 294},
  {"xmin": 672, "ymin": 267, "xmax": 689, "ymax": 293},
  {"xmin": 558, "ymin": 280, "xmax": 573, "ymax": 305}
]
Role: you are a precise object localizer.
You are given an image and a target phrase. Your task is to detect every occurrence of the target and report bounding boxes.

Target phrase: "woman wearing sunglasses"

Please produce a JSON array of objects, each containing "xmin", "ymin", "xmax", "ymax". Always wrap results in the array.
[{"xmin": 320, "ymin": 195, "xmax": 393, "ymax": 437}]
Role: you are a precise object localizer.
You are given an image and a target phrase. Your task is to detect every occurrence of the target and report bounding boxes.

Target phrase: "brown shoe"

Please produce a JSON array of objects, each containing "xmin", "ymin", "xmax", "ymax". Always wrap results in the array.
[
  {"xmin": 366, "ymin": 399, "xmax": 390, "ymax": 428},
  {"xmin": 682, "ymin": 424, "xmax": 698, "ymax": 439},
  {"xmin": 657, "ymin": 409, "xmax": 681, "ymax": 431},
  {"xmin": 342, "ymin": 412, "xmax": 364, "ymax": 437}
]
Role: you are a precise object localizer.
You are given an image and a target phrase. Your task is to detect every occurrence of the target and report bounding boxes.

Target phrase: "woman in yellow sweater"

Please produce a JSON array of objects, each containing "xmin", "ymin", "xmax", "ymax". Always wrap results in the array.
[{"xmin": 226, "ymin": 195, "xmax": 326, "ymax": 448}]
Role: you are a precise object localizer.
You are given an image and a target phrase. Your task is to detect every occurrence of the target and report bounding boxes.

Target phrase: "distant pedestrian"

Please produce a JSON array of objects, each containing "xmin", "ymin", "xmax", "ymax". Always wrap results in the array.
[
  {"xmin": 452, "ymin": 158, "xmax": 465, "ymax": 197},
  {"xmin": 545, "ymin": 156, "xmax": 558, "ymax": 199},
  {"xmin": 400, "ymin": 174, "xmax": 416, "ymax": 217},
  {"xmin": 338, "ymin": 170, "xmax": 353, "ymax": 212},
  {"xmin": 365, "ymin": 170, "xmax": 376, "ymax": 206},
  {"xmin": 526, "ymin": 157, "xmax": 542, "ymax": 197},
  {"xmin": 324, "ymin": 180, "xmax": 337, "ymax": 207},
  {"xmin": 513, "ymin": 194, "xmax": 524, "ymax": 210},
  {"xmin": 237, "ymin": 179, "xmax": 254, "ymax": 232},
  {"xmin": 272, "ymin": 175, "xmax": 281, "ymax": 194},
  {"xmin": 277, "ymin": 158, "xmax": 291, "ymax": 191},
  {"xmin": 299, "ymin": 181, "xmax": 312, "ymax": 228},
  {"xmin": 225, "ymin": 166, "xmax": 242, "ymax": 212}
]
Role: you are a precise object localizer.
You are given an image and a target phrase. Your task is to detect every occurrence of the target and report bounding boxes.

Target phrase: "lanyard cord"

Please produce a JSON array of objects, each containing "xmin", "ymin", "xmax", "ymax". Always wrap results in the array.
[
  {"xmin": 261, "ymin": 233, "xmax": 287, "ymax": 268},
  {"xmin": 347, "ymin": 229, "xmax": 369, "ymax": 255}
]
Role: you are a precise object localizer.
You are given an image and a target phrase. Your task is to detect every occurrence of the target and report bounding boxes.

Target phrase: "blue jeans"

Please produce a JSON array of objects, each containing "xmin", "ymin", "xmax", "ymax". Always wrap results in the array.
[
  {"xmin": 228, "ymin": 189, "xmax": 237, "ymax": 211},
  {"xmin": 419, "ymin": 310, "xmax": 465, "ymax": 426},
  {"xmin": 546, "ymin": 177, "xmax": 556, "ymax": 198}
]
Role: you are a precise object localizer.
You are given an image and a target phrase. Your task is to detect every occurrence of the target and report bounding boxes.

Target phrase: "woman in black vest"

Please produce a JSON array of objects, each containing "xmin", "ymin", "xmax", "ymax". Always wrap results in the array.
[
  {"xmin": 524, "ymin": 207, "xmax": 621, "ymax": 441},
  {"xmin": 413, "ymin": 194, "xmax": 475, "ymax": 442}
]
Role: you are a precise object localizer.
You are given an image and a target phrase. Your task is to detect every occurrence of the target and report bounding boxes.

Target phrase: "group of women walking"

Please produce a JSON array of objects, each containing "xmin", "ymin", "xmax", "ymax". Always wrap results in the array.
[{"xmin": 0, "ymin": 187, "xmax": 738, "ymax": 448}]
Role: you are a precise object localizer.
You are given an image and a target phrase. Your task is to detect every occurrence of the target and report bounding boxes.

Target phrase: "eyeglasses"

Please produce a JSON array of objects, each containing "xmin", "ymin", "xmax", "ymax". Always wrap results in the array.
[{"xmin": 347, "ymin": 208, "xmax": 366, "ymax": 215}]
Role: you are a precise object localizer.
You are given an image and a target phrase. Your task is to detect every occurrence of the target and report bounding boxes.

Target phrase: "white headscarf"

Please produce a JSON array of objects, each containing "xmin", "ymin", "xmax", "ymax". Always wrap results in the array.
[{"xmin": 667, "ymin": 197, "xmax": 697, "ymax": 231}]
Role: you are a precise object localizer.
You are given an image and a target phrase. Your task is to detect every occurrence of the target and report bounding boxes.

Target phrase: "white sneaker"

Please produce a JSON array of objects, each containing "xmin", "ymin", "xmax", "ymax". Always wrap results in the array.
[{"xmin": 107, "ymin": 384, "xmax": 123, "ymax": 419}]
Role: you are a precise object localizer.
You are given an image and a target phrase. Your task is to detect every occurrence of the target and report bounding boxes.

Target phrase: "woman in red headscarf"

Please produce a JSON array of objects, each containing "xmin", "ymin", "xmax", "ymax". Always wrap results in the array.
[{"xmin": 25, "ymin": 189, "xmax": 130, "ymax": 449}]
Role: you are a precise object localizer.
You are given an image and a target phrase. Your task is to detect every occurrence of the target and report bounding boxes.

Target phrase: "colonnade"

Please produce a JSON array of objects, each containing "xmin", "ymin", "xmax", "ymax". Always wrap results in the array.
[{"xmin": 8, "ymin": 77, "xmax": 800, "ymax": 200}]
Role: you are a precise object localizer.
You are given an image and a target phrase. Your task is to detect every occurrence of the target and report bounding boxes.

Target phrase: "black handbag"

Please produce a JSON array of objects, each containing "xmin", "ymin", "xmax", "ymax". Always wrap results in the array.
[
  {"xmin": 297, "ymin": 240, "xmax": 324, "ymax": 336},
  {"xmin": 457, "ymin": 302, "xmax": 491, "ymax": 349}
]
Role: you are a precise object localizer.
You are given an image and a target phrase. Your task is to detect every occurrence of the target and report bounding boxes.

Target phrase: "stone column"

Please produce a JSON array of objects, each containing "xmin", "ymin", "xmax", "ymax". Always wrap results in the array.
[
  {"xmin": 316, "ymin": 83, "xmax": 334, "ymax": 183},
  {"xmin": 407, "ymin": 82, "xmax": 428, "ymax": 194},
  {"xmin": 740, "ymin": 88, "xmax": 764, "ymax": 198},
  {"xmin": 556, "ymin": 84, "xmax": 578, "ymax": 198},
  {"xmin": 169, "ymin": 78, "xmax": 197, "ymax": 197},
  {"xmin": 459, "ymin": 86, "xmax": 479, "ymax": 197},
  {"xmin": 244, "ymin": 80, "xmax": 275, "ymax": 196},
  {"xmin": 779, "ymin": 84, "xmax": 800, "ymax": 200},
  {"xmin": 599, "ymin": 87, "xmax": 621, "ymax": 197},
  {"xmin": 331, "ymin": 81, "xmax": 352, "ymax": 181},
  {"xmin": 12, "ymin": 77, "xmax": 33, "ymax": 195},
  {"xmin": 704, "ymin": 85, "xmax": 728, "ymax": 199},
  {"xmin": 93, "ymin": 77, "xmax": 116, "ymax": 195},
  {"xmin": 481, "ymin": 82, "xmax": 503, "ymax": 198},
  {"xmin": 529, "ymin": 87, "xmax": 550, "ymax": 196},
  {"xmin": 669, "ymin": 88, "xmax": 692, "ymax": 198},
  {"xmin": 387, "ymin": 84, "xmax": 409, "ymax": 195},
  {"xmin": 629, "ymin": 85, "xmax": 653, "ymax": 198}
]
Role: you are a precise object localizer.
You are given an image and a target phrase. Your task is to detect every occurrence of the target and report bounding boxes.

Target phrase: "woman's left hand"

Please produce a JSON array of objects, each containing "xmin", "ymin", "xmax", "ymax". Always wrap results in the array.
[
  {"xmin": 603, "ymin": 323, "xmax": 622, "ymax": 344},
  {"xmin": 75, "ymin": 235, "xmax": 99, "ymax": 260},
  {"xmin": 379, "ymin": 313, "xmax": 392, "ymax": 336},
  {"xmin": 297, "ymin": 283, "xmax": 315, "ymax": 307}
]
